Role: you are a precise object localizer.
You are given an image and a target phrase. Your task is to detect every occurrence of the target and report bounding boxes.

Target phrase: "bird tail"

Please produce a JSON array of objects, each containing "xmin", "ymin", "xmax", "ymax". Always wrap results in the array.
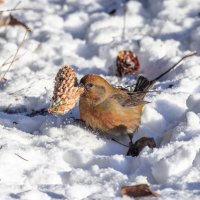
[
  {"xmin": 134, "ymin": 76, "xmax": 155, "ymax": 93},
  {"xmin": 153, "ymin": 51, "xmax": 197, "ymax": 82},
  {"xmin": 134, "ymin": 51, "xmax": 197, "ymax": 98}
]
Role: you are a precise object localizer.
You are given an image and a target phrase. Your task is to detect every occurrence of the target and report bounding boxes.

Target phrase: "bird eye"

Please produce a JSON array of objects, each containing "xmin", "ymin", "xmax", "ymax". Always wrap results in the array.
[{"xmin": 85, "ymin": 83, "xmax": 94, "ymax": 90}]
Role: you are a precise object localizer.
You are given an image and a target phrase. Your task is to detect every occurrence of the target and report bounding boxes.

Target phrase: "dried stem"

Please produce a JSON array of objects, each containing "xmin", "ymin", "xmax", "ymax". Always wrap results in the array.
[
  {"xmin": 13, "ymin": 1, "xmax": 22, "ymax": 10},
  {"xmin": 1, "ymin": 55, "xmax": 22, "ymax": 68},
  {"xmin": 15, "ymin": 153, "xmax": 29, "ymax": 162},
  {"xmin": 0, "ymin": 8, "xmax": 40, "ymax": 13},
  {"xmin": 153, "ymin": 51, "xmax": 198, "ymax": 82},
  {"xmin": 112, "ymin": 138, "xmax": 128, "ymax": 147},
  {"xmin": 0, "ymin": 1, "xmax": 21, "ymax": 13},
  {"xmin": 121, "ymin": 3, "xmax": 127, "ymax": 40},
  {"xmin": 0, "ymin": 55, "xmax": 13, "ymax": 68},
  {"xmin": 1, "ymin": 43, "xmax": 40, "ymax": 69},
  {"xmin": 0, "ymin": 30, "xmax": 28, "ymax": 81}
]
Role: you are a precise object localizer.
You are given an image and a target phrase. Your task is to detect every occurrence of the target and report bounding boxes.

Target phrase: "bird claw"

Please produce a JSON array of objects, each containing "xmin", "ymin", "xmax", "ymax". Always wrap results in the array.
[{"xmin": 126, "ymin": 137, "xmax": 156, "ymax": 157}]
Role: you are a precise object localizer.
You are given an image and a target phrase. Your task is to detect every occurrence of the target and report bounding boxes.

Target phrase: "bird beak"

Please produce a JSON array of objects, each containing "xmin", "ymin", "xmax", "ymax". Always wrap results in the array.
[{"xmin": 79, "ymin": 83, "xmax": 84, "ymax": 88}]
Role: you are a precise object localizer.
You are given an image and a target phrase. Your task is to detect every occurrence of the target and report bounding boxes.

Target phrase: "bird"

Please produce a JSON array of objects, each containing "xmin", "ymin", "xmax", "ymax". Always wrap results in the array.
[
  {"xmin": 79, "ymin": 74, "xmax": 152, "ymax": 154},
  {"xmin": 79, "ymin": 52, "xmax": 197, "ymax": 155}
]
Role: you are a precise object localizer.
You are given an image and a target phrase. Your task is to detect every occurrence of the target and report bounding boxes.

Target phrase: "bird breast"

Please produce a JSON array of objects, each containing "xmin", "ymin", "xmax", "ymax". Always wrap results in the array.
[{"xmin": 79, "ymin": 96, "xmax": 142, "ymax": 136}]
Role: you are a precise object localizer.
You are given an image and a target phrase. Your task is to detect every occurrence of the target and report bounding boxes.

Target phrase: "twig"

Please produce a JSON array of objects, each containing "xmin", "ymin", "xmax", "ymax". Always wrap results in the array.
[
  {"xmin": 112, "ymin": 138, "xmax": 128, "ymax": 147},
  {"xmin": 13, "ymin": 1, "xmax": 22, "ymax": 10},
  {"xmin": 14, "ymin": 153, "xmax": 29, "ymax": 162},
  {"xmin": 0, "ymin": 8, "xmax": 40, "ymax": 12},
  {"xmin": 0, "ymin": 1, "xmax": 21, "ymax": 13},
  {"xmin": 0, "ymin": 30, "xmax": 28, "ymax": 82},
  {"xmin": 1, "ymin": 55, "xmax": 22, "ymax": 68},
  {"xmin": 121, "ymin": 3, "xmax": 127, "ymax": 40},
  {"xmin": 1, "ymin": 43, "xmax": 41, "ymax": 68},
  {"xmin": 4, "ymin": 104, "xmax": 12, "ymax": 112},
  {"xmin": 153, "ymin": 51, "xmax": 198, "ymax": 82},
  {"xmin": 0, "ymin": 55, "xmax": 13, "ymax": 68}
]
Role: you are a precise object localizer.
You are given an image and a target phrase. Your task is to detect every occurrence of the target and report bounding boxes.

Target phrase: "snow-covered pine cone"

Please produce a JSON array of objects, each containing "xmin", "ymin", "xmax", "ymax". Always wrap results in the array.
[
  {"xmin": 48, "ymin": 66, "xmax": 84, "ymax": 114},
  {"xmin": 116, "ymin": 50, "xmax": 140, "ymax": 77}
]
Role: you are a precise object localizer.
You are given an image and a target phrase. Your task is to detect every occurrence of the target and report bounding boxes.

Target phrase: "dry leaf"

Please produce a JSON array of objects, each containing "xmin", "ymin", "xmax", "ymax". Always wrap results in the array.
[
  {"xmin": 127, "ymin": 137, "xmax": 156, "ymax": 157},
  {"xmin": 8, "ymin": 15, "xmax": 31, "ymax": 32},
  {"xmin": 48, "ymin": 66, "xmax": 84, "ymax": 115},
  {"xmin": 0, "ymin": 15, "xmax": 31, "ymax": 32},
  {"xmin": 121, "ymin": 184, "xmax": 160, "ymax": 198},
  {"xmin": 116, "ymin": 50, "xmax": 140, "ymax": 77}
]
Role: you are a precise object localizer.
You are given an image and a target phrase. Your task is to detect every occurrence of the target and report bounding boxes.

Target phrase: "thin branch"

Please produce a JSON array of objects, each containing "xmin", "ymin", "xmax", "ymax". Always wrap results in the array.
[
  {"xmin": 0, "ymin": 1, "xmax": 21, "ymax": 13},
  {"xmin": 0, "ymin": 55, "xmax": 13, "ymax": 68},
  {"xmin": 112, "ymin": 138, "xmax": 128, "ymax": 147},
  {"xmin": 1, "ymin": 55, "xmax": 22, "ymax": 68},
  {"xmin": 0, "ymin": 8, "xmax": 40, "ymax": 12},
  {"xmin": 154, "ymin": 51, "xmax": 198, "ymax": 81},
  {"xmin": 13, "ymin": 1, "xmax": 22, "ymax": 10},
  {"xmin": 15, "ymin": 153, "xmax": 29, "ymax": 162},
  {"xmin": 1, "ymin": 43, "xmax": 40, "ymax": 68},
  {"xmin": 0, "ymin": 30, "xmax": 28, "ymax": 81},
  {"xmin": 121, "ymin": 3, "xmax": 127, "ymax": 40}
]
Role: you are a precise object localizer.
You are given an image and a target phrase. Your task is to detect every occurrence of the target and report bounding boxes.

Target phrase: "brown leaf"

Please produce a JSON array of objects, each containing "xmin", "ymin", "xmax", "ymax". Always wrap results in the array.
[
  {"xmin": 8, "ymin": 15, "xmax": 31, "ymax": 32},
  {"xmin": 127, "ymin": 137, "xmax": 156, "ymax": 157},
  {"xmin": 121, "ymin": 184, "xmax": 160, "ymax": 198},
  {"xmin": 0, "ymin": 15, "xmax": 31, "ymax": 32}
]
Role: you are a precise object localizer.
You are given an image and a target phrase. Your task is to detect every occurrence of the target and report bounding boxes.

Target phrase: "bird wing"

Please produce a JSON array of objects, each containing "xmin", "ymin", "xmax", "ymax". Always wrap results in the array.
[
  {"xmin": 111, "ymin": 76, "xmax": 155, "ymax": 107},
  {"xmin": 110, "ymin": 92, "xmax": 149, "ymax": 107}
]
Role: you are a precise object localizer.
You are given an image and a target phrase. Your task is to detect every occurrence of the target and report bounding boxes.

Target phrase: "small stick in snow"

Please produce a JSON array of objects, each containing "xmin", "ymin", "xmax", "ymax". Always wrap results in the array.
[
  {"xmin": 0, "ymin": 1, "xmax": 21, "ymax": 13},
  {"xmin": 121, "ymin": 3, "xmax": 127, "ymax": 40},
  {"xmin": 14, "ymin": 153, "xmax": 29, "ymax": 162},
  {"xmin": 112, "ymin": 138, "xmax": 128, "ymax": 147},
  {"xmin": 153, "ymin": 51, "xmax": 198, "ymax": 82},
  {"xmin": 0, "ymin": 30, "xmax": 28, "ymax": 82},
  {"xmin": 0, "ymin": 1, "xmax": 36, "ymax": 13},
  {"xmin": 1, "ymin": 43, "xmax": 41, "ymax": 69}
]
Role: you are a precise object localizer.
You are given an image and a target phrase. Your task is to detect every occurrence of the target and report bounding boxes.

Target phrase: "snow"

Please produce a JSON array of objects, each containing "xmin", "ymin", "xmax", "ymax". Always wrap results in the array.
[{"xmin": 0, "ymin": 0, "xmax": 200, "ymax": 199}]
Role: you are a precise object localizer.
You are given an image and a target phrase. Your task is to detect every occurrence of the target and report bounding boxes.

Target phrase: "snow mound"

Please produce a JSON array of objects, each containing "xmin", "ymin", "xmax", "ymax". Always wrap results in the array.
[{"xmin": 0, "ymin": 0, "xmax": 200, "ymax": 199}]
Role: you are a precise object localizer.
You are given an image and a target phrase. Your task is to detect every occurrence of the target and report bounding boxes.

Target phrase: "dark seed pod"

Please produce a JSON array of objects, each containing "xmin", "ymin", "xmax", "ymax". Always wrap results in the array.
[{"xmin": 116, "ymin": 50, "xmax": 140, "ymax": 77}]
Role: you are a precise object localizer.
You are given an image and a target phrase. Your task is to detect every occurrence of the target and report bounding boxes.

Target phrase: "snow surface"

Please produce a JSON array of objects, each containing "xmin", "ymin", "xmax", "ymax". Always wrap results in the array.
[{"xmin": 0, "ymin": 0, "xmax": 200, "ymax": 199}]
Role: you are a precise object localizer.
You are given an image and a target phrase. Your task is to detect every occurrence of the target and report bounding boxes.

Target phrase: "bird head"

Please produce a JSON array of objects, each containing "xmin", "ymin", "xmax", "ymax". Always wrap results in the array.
[{"xmin": 79, "ymin": 74, "xmax": 113, "ymax": 105}]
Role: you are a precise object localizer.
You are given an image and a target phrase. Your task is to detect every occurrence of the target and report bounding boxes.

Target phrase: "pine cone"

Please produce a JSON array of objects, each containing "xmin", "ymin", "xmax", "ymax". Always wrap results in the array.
[
  {"xmin": 48, "ymin": 66, "xmax": 84, "ymax": 114},
  {"xmin": 116, "ymin": 50, "xmax": 140, "ymax": 77}
]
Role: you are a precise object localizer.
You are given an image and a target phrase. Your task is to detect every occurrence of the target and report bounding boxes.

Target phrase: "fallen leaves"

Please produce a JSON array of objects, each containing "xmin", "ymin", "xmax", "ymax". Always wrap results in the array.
[
  {"xmin": 0, "ymin": 14, "xmax": 31, "ymax": 32},
  {"xmin": 121, "ymin": 184, "xmax": 160, "ymax": 198},
  {"xmin": 127, "ymin": 137, "xmax": 156, "ymax": 157}
]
